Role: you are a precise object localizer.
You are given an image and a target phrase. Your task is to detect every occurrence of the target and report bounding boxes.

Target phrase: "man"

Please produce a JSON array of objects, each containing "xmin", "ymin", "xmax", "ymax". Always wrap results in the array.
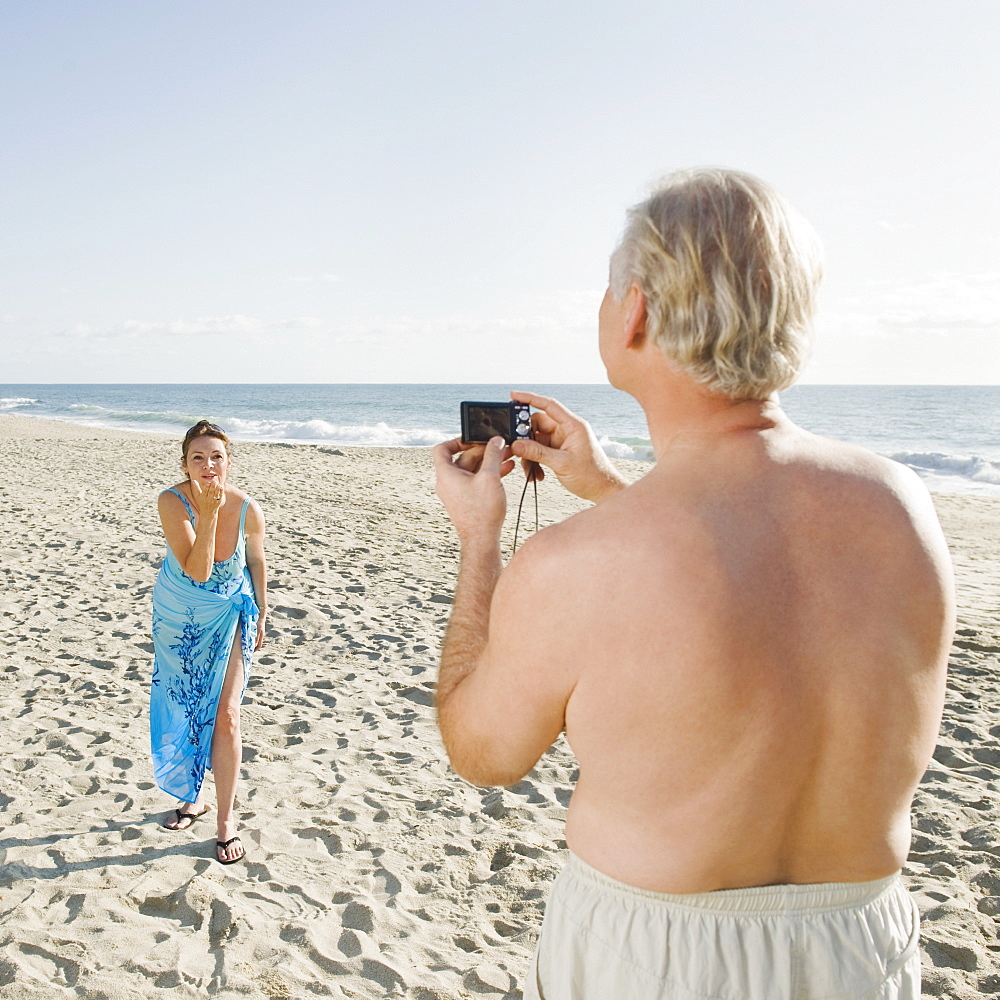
[{"xmin": 432, "ymin": 169, "xmax": 954, "ymax": 999}]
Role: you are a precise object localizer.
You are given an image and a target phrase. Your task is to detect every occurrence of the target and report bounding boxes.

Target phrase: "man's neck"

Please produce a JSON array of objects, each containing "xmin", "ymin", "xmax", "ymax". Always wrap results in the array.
[{"xmin": 631, "ymin": 371, "xmax": 785, "ymax": 462}]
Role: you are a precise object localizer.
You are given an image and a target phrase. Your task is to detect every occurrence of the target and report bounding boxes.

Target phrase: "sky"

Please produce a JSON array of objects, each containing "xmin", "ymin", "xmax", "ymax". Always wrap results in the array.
[{"xmin": 1, "ymin": 0, "xmax": 998, "ymax": 384}]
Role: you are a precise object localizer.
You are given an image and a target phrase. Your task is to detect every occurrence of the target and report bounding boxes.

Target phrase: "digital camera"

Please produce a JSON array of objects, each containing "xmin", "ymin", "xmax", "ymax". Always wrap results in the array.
[{"xmin": 460, "ymin": 401, "xmax": 532, "ymax": 445}]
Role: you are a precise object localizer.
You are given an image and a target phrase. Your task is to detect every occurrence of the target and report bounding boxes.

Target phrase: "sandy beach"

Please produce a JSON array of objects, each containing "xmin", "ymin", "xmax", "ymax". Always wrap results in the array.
[{"xmin": 0, "ymin": 414, "xmax": 997, "ymax": 999}]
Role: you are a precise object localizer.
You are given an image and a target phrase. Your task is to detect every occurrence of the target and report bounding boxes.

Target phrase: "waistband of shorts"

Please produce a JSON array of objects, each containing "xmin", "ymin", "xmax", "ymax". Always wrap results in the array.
[{"xmin": 565, "ymin": 851, "xmax": 904, "ymax": 916}]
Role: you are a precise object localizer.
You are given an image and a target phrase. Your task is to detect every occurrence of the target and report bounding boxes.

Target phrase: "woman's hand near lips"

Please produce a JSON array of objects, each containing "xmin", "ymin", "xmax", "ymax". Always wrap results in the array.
[{"xmin": 191, "ymin": 477, "xmax": 226, "ymax": 518}]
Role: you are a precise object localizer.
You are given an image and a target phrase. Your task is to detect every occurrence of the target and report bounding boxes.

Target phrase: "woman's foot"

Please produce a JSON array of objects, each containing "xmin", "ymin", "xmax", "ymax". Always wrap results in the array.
[
  {"xmin": 163, "ymin": 803, "xmax": 210, "ymax": 830},
  {"xmin": 215, "ymin": 817, "xmax": 246, "ymax": 864},
  {"xmin": 216, "ymin": 835, "xmax": 246, "ymax": 865}
]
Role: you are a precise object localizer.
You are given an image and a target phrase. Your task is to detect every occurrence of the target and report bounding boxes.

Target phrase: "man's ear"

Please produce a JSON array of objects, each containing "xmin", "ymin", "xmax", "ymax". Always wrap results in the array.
[{"xmin": 624, "ymin": 283, "xmax": 647, "ymax": 348}]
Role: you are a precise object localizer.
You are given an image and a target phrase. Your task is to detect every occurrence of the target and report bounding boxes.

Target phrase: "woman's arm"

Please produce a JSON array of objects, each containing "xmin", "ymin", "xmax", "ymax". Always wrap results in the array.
[
  {"xmin": 244, "ymin": 500, "xmax": 268, "ymax": 650},
  {"xmin": 157, "ymin": 486, "xmax": 222, "ymax": 583}
]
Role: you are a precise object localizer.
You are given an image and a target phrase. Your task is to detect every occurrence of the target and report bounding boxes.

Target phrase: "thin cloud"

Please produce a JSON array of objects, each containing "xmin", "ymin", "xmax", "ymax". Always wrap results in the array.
[
  {"xmin": 873, "ymin": 272, "xmax": 1000, "ymax": 329},
  {"xmin": 123, "ymin": 315, "xmax": 262, "ymax": 336},
  {"xmin": 325, "ymin": 306, "xmax": 594, "ymax": 349},
  {"xmin": 55, "ymin": 323, "xmax": 98, "ymax": 338},
  {"xmin": 824, "ymin": 271, "xmax": 1000, "ymax": 336},
  {"xmin": 287, "ymin": 273, "xmax": 345, "ymax": 284},
  {"xmin": 270, "ymin": 317, "xmax": 323, "ymax": 330},
  {"xmin": 52, "ymin": 315, "xmax": 324, "ymax": 339}
]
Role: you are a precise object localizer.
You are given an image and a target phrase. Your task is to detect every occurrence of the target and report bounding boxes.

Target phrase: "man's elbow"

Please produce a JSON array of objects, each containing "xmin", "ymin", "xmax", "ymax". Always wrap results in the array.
[
  {"xmin": 438, "ymin": 703, "xmax": 537, "ymax": 786},
  {"xmin": 445, "ymin": 747, "xmax": 530, "ymax": 789}
]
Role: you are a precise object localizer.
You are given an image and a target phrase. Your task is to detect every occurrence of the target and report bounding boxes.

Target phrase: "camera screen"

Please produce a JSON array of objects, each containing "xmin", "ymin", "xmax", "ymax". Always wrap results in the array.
[{"xmin": 464, "ymin": 404, "xmax": 513, "ymax": 443}]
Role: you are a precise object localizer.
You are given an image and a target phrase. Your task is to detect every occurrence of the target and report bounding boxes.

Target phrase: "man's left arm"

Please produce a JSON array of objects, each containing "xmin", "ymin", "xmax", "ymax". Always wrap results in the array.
[{"xmin": 433, "ymin": 436, "xmax": 575, "ymax": 787}]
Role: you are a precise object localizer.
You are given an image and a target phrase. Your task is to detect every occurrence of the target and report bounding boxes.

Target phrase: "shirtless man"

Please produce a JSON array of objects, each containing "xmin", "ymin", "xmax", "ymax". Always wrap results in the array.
[{"xmin": 432, "ymin": 169, "xmax": 954, "ymax": 1000}]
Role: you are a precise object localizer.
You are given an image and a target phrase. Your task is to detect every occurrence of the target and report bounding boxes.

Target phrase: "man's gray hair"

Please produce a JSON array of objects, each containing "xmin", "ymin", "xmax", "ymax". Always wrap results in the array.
[{"xmin": 610, "ymin": 168, "xmax": 823, "ymax": 399}]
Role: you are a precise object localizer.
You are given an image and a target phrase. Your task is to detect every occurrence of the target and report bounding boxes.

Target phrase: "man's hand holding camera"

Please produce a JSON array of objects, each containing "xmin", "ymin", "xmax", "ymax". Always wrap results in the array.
[
  {"xmin": 434, "ymin": 392, "xmax": 628, "ymax": 552},
  {"xmin": 433, "ymin": 436, "xmax": 515, "ymax": 550},
  {"xmin": 509, "ymin": 392, "xmax": 628, "ymax": 505}
]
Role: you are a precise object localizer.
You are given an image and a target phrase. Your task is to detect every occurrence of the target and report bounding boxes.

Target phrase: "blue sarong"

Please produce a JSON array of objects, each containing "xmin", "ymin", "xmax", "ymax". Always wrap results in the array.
[{"xmin": 150, "ymin": 489, "xmax": 258, "ymax": 801}]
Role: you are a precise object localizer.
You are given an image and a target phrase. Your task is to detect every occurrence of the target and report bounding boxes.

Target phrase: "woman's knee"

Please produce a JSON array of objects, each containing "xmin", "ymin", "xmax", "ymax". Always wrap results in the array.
[{"xmin": 215, "ymin": 703, "xmax": 242, "ymax": 737}]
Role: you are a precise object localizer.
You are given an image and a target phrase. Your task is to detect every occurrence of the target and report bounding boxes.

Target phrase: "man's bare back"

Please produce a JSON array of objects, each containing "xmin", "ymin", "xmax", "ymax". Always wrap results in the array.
[
  {"xmin": 435, "ymin": 393, "xmax": 952, "ymax": 894},
  {"xmin": 533, "ymin": 408, "xmax": 952, "ymax": 893}
]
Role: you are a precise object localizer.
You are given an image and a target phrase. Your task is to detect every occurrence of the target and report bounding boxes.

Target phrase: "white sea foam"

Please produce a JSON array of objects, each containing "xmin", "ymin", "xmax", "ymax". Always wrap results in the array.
[
  {"xmin": 4, "ymin": 385, "xmax": 999, "ymax": 497},
  {"xmin": 891, "ymin": 451, "xmax": 1000, "ymax": 486},
  {"xmin": 891, "ymin": 451, "xmax": 1000, "ymax": 498},
  {"xmin": 598, "ymin": 436, "xmax": 654, "ymax": 461},
  {"xmin": 221, "ymin": 416, "xmax": 447, "ymax": 448}
]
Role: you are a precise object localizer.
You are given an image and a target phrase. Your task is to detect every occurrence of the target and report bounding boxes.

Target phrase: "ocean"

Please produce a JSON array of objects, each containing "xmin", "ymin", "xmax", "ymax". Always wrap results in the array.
[{"xmin": 2, "ymin": 384, "xmax": 999, "ymax": 499}]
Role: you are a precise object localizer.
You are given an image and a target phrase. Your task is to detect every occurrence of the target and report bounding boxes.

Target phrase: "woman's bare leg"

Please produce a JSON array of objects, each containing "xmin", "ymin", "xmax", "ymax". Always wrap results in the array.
[{"xmin": 211, "ymin": 626, "xmax": 246, "ymax": 861}]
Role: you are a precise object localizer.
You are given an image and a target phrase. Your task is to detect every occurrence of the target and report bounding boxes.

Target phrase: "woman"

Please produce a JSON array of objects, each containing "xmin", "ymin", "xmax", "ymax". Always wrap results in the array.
[{"xmin": 151, "ymin": 420, "xmax": 267, "ymax": 864}]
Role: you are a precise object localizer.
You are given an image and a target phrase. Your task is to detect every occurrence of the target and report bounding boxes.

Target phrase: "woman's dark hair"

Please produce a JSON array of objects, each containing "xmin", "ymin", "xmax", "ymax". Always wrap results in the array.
[{"xmin": 181, "ymin": 421, "xmax": 232, "ymax": 471}]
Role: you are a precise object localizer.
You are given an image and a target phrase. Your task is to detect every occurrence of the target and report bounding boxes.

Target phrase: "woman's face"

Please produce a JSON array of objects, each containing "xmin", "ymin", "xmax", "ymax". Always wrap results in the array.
[{"xmin": 182, "ymin": 436, "xmax": 231, "ymax": 488}]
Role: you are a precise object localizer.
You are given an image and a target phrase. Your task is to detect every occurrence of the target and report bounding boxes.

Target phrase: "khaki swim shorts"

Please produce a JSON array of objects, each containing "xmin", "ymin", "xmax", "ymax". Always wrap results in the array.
[{"xmin": 524, "ymin": 852, "xmax": 920, "ymax": 1000}]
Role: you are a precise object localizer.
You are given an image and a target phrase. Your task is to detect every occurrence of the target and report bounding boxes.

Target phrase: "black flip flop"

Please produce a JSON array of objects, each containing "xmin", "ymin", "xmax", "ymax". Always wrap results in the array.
[
  {"xmin": 216, "ymin": 836, "xmax": 246, "ymax": 865},
  {"xmin": 165, "ymin": 808, "xmax": 206, "ymax": 831}
]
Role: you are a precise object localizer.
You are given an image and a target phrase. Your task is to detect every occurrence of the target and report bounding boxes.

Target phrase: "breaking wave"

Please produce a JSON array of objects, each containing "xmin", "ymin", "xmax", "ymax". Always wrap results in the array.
[
  {"xmin": 890, "ymin": 451, "xmax": 1000, "ymax": 497},
  {"xmin": 3, "ymin": 386, "xmax": 999, "ymax": 495}
]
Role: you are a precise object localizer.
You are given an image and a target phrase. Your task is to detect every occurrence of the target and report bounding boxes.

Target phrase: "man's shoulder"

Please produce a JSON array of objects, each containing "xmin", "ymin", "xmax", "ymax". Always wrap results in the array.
[
  {"xmin": 488, "ymin": 503, "xmax": 639, "ymax": 651},
  {"xmin": 792, "ymin": 433, "xmax": 931, "ymax": 510},
  {"xmin": 778, "ymin": 432, "xmax": 946, "ymax": 563},
  {"xmin": 525, "ymin": 488, "xmax": 640, "ymax": 553},
  {"xmin": 499, "ymin": 489, "xmax": 651, "ymax": 603}
]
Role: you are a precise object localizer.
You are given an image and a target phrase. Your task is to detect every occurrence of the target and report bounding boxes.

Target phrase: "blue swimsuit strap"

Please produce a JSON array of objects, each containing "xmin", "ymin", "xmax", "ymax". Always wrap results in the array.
[
  {"xmin": 167, "ymin": 487, "xmax": 196, "ymax": 525},
  {"xmin": 238, "ymin": 498, "xmax": 249, "ymax": 542}
]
